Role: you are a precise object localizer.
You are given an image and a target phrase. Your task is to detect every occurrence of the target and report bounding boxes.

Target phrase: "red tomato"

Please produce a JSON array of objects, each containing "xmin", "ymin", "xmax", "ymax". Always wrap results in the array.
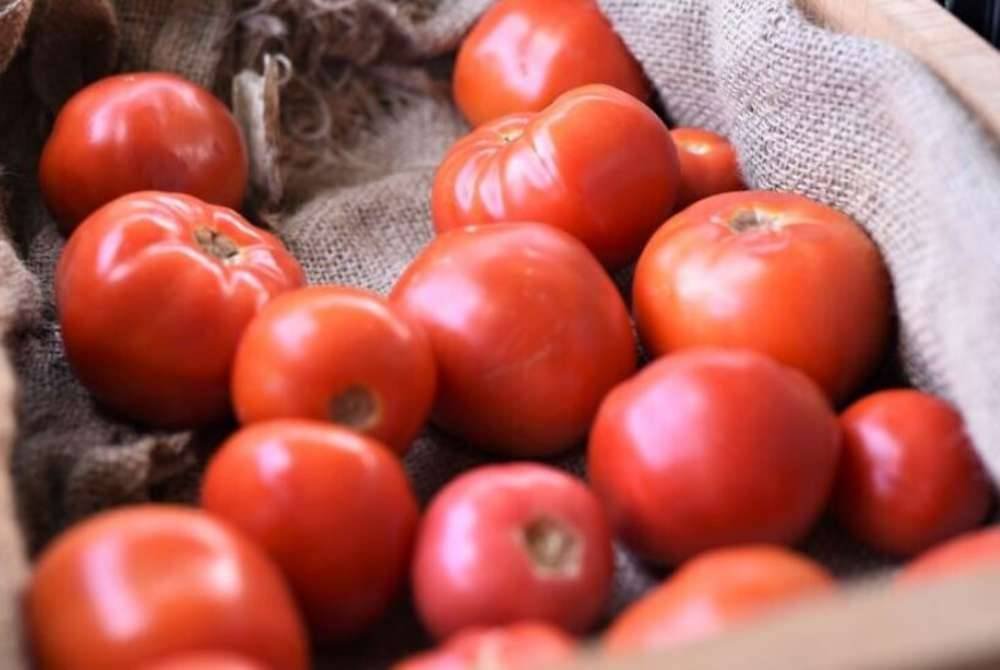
[
  {"xmin": 140, "ymin": 653, "xmax": 267, "ymax": 670},
  {"xmin": 55, "ymin": 191, "xmax": 304, "ymax": 428},
  {"xmin": 40, "ymin": 73, "xmax": 248, "ymax": 234},
  {"xmin": 26, "ymin": 506, "xmax": 309, "ymax": 670},
  {"xmin": 201, "ymin": 420, "xmax": 419, "ymax": 641},
  {"xmin": 453, "ymin": 0, "xmax": 648, "ymax": 126},
  {"xmin": 231, "ymin": 286, "xmax": 436, "ymax": 455},
  {"xmin": 588, "ymin": 348, "xmax": 841, "ymax": 565},
  {"xmin": 394, "ymin": 623, "xmax": 576, "ymax": 670},
  {"xmin": 633, "ymin": 191, "xmax": 892, "ymax": 403},
  {"xmin": 604, "ymin": 545, "xmax": 834, "ymax": 652},
  {"xmin": 833, "ymin": 390, "xmax": 991, "ymax": 557},
  {"xmin": 412, "ymin": 464, "xmax": 614, "ymax": 640},
  {"xmin": 898, "ymin": 528, "xmax": 1000, "ymax": 585},
  {"xmin": 390, "ymin": 223, "xmax": 636, "ymax": 456},
  {"xmin": 670, "ymin": 127, "xmax": 745, "ymax": 209},
  {"xmin": 432, "ymin": 85, "xmax": 678, "ymax": 269}
]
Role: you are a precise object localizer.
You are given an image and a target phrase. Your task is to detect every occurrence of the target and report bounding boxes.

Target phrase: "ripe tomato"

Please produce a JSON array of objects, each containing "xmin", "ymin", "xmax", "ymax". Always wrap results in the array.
[
  {"xmin": 40, "ymin": 73, "xmax": 248, "ymax": 234},
  {"xmin": 55, "ymin": 191, "xmax": 304, "ymax": 428},
  {"xmin": 898, "ymin": 528, "xmax": 1000, "ymax": 585},
  {"xmin": 432, "ymin": 85, "xmax": 678, "ymax": 269},
  {"xmin": 26, "ymin": 505, "xmax": 309, "ymax": 670},
  {"xmin": 140, "ymin": 654, "xmax": 267, "ymax": 670},
  {"xmin": 604, "ymin": 545, "xmax": 834, "ymax": 652},
  {"xmin": 833, "ymin": 390, "xmax": 991, "ymax": 557},
  {"xmin": 201, "ymin": 420, "xmax": 419, "ymax": 641},
  {"xmin": 453, "ymin": 0, "xmax": 648, "ymax": 127},
  {"xmin": 390, "ymin": 223, "xmax": 636, "ymax": 456},
  {"xmin": 231, "ymin": 286, "xmax": 436, "ymax": 455},
  {"xmin": 633, "ymin": 191, "xmax": 892, "ymax": 403},
  {"xmin": 412, "ymin": 464, "xmax": 614, "ymax": 640},
  {"xmin": 588, "ymin": 348, "xmax": 841, "ymax": 565},
  {"xmin": 670, "ymin": 127, "xmax": 745, "ymax": 209},
  {"xmin": 394, "ymin": 623, "xmax": 576, "ymax": 670}
]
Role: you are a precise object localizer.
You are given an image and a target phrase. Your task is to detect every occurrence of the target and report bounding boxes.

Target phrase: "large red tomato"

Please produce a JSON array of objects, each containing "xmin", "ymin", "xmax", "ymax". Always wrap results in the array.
[
  {"xmin": 432, "ymin": 85, "xmax": 678, "ymax": 269},
  {"xmin": 231, "ymin": 286, "xmax": 436, "ymax": 455},
  {"xmin": 394, "ymin": 623, "xmax": 576, "ymax": 670},
  {"xmin": 201, "ymin": 420, "xmax": 419, "ymax": 641},
  {"xmin": 604, "ymin": 546, "xmax": 834, "ymax": 652},
  {"xmin": 40, "ymin": 73, "xmax": 248, "ymax": 234},
  {"xmin": 633, "ymin": 191, "xmax": 892, "ymax": 403},
  {"xmin": 390, "ymin": 223, "xmax": 636, "ymax": 456},
  {"xmin": 898, "ymin": 528, "xmax": 1000, "ymax": 585},
  {"xmin": 56, "ymin": 191, "xmax": 304, "ymax": 428},
  {"xmin": 412, "ymin": 464, "xmax": 614, "ymax": 640},
  {"xmin": 453, "ymin": 0, "xmax": 648, "ymax": 126},
  {"xmin": 26, "ymin": 506, "xmax": 309, "ymax": 670},
  {"xmin": 834, "ymin": 390, "xmax": 991, "ymax": 557},
  {"xmin": 140, "ymin": 654, "xmax": 267, "ymax": 670},
  {"xmin": 670, "ymin": 127, "xmax": 745, "ymax": 209},
  {"xmin": 588, "ymin": 348, "xmax": 841, "ymax": 565}
]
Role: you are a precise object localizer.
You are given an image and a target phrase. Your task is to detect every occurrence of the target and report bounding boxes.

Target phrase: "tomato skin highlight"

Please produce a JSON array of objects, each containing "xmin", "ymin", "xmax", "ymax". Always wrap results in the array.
[
  {"xmin": 26, "ymin": 505, "xmax": 309, "ymax": 670},
  {"xmin": 899, "ymin": 528, "xmax": 1000, "ymax": 584},
  {"xmin": 670, "ymin": 127, "xmax": 745, "ymax": 209},
  {"xmin": 139, "ymin": 653, "xmax": 268, "ymax": 670},
  {"xmin": 453, "ymin": 0, "xmax": 649, "ymax": 126},
  {"xmin": 40, "ymin": 73, "xmax": 248, "ymax": 234},
  {"xmin": 55, "ymin": 191, "xmax": 304, "ymax": 428},
  {"xmin": 393, "ymin": 623, "xmax": 576, "ymax": 670},
  {"xmin": 432, "ymin": 85, "xmax": 679, "ymax": 270}
]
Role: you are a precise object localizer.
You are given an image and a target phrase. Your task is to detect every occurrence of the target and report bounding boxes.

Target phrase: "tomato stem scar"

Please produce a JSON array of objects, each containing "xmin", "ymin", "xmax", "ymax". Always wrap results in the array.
[
  {"xmin": 522, "ymin": 517, "xmax": 582, "ymax": 577},
  {"xmin": 329, "ymin": 385, "xmax": 379, "ymax": 431},
  {"xmin": 194, "ymin": 227, "xmax": 241, "ymax": 262}
]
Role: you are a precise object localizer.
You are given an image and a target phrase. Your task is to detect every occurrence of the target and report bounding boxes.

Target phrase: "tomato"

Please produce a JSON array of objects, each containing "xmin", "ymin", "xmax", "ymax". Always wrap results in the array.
[
  {"xmin": 833, "ymin": 390, "xmax": 991, "ymax": 557},
  {"xmin": 40, "ymin": 73, "xmax": 248, "ymax": 235},
  {"xmin": 898, "ymin": 528, "xmax": 1000, "ymax": 585},
  {"xmin": 412, "ymin": 463, "xmax": 614, "ymax": 640},
  {"xmin": 201, "ymin": 420, "xmax": 419, "ymax": 641},
  {"xmin": 670, "ymin": 128, "xmax": 745, "ymax": 209},
  {"xmin": 55, "ymin": 191, "xmax": 304, "ymax": 428},
  {"xmin": 633, "ymin": 191, "xmax": 892, "ymax": 403},
  {"xmin": 604, "ymin": 545, "xmax": 834, "ymax": 652},
  {"xmin": 26, "ymin": 505, "xmax": 309, "ymax": 670},
  {"xmin": 231, "ymin": 286, "xmax": 436, "ymax": 455},
  {"xmin": 394, "ymin": 623, "xmax": 576, "ymax": 670},
  {"xmin": 140, "ymin": 653, "xmax": 267, "ymax": 670},
  {"xmin": 390, "ymin": 223, "xmax": 636, "ymax": 456},
  {"xmin": 588, "ymin": 348, "xmax": 841, "ymax": 565},
  {"xmin": 432, "ymin": 85, "xmax": 678, "ymax": 269}
]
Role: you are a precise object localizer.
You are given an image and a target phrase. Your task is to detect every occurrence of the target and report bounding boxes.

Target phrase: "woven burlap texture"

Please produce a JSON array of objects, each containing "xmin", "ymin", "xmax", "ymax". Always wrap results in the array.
[{"xmin": 2, "ymin": 0, "xmax": 999, "ymax": 668}]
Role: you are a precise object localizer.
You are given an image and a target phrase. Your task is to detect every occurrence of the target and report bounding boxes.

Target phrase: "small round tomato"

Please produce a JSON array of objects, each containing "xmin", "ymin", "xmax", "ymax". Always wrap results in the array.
[
  {"xmin": 231, "ymin": 286, "xmax": 436, "ymax": 455},
  {"xmin": 898, "ymin": 528, "xmax": 1000, "ymax": 585},
  {"xmin": 588, "ymin": 348, "xmax": 841, "ymax": 565},
  {"xmin": 412, "ymin": 464, "xmax": 614, "ymax": 640},
  {"xmin": 40, "ymin": 73, "xmax": 248, "ymax": 234},
  {"xmin": 201, "ymin": 420, "xmax": 419, "ymax": 641},
  {"xmin": 453, "ymin": 0, "xmax": 648, "ymax": 126},
  {"xmin": 432, "ymin": 85, "xmax": 678, "ymax": 269},
  {"xmin": 390, "ymin": 223, "xmax": 636, "ymax": 456},
  {"xmin": 633, "ymin": 191, "xmax": 892, "ymax": 403},
  {"xmin": 26, "ymin": 506, "xmax": 309, "ymax": 670},
  {"xmin": 833, "ymin": 390, "xmax": 991, "ymax": 557},
  {"xmin": 670, "ymin": 128, "xmax": 745, "ymax": 209},
  {"xmin": 56, "ymin": 191, "xmax": 304, "ymax": 428},
  {"xmin": 140, "ymin": 653, "xmax": 267, "ymax": 670},
  {"xmin": 395, "ymin": 623, "xmax": 576, "ymax": 670},
  {"xmin": 604, "ymin": 546, "xmax": 834, "ymax": 652}
]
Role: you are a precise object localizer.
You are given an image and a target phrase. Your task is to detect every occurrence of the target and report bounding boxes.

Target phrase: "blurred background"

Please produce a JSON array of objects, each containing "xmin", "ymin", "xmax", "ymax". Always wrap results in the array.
[{"xmin": 941, "ymin": 0, "xmax": 1000, "ymax": 45}]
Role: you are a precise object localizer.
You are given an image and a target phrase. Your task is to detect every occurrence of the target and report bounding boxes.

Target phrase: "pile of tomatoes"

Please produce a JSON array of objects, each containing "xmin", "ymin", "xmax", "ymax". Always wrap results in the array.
[{"xmin": 23, "ymin": 1, "xmax": 997, "ymax": 669}]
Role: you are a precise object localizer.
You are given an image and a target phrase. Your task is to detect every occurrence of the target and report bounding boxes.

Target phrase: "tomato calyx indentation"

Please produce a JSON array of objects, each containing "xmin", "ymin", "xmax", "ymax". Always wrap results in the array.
[
  {"xmin": 329, "ymin": 385, "xmax": 380, "ymax": 432},
  {"xmin": 194, "ymin": 227, "xmax": 241, "ymax": 263},
  {"xmin": 521, "ymin": 517, "xmax": 582, "ymax": 578},
  {"xmin": 727, "ymin": 208, "xmax": 780, "ymax": 233}
]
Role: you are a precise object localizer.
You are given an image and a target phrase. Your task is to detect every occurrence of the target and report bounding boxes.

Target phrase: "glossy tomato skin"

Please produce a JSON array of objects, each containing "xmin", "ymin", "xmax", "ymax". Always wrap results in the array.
[
  {"xmin": 26, "ymin": 506, "xmax": 309, "ymax": 670},
  {"xmin": 432, "ymin": 85, "xmax": 678, "ymax": 269},
  {"xmin": 834, "ymin": 390, "xmax": 991, "ymax": 557},
  {"xmin": 898, "ymin": 528, "xmax": 1000, "ymax": 584},
  {"xmin": 394, "ymin": 623, "xmax": 576, "ymax": 670},
  {"xmin": 390, "ymin": 223, "xmax": 636, "ymax": 456},
  {"xmin": 633, "ymin": 191, "xmax": 892, "ymax": 403},
  {"xmin": 412, "ymin": 464, "xmax": 614, "ymax": 640},
  {"xmin": 231, "ymin": 286, "xmax": 436, "ymax": 455},
  {"xmin": 40, "ymin": 73, "xmax": 248, "ymax": 234},
  {"xmin": 56, "ymin": 191, "xmax": 304, "ymax": 428},
  {"xmin": 139, "ymin": 653, "xmax": 267, "ymax": 670},
  {"xmin": 453, "ymin": 0, "xmax": 648, "ymax": 126},
  {"xmin": 670, "ymin": 128, "xmax": 745, "ymax": 209},
  {"xmin": 201, "ymin": 420, "xmax": 419, "ymax": 641},
  {"xmin": 588, "ymin": 348, "xmax": 841, "ymax": 565},
  {"xmin": 604, "ymin": 546, "xmax": 834, "ymax": 652}
]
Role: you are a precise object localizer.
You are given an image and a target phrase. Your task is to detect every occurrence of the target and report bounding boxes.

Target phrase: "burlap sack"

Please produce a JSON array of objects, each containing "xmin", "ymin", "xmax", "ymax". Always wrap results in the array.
[{"xmin": 1, "ymin": 0, "xmax": 998, "ymax": 668}]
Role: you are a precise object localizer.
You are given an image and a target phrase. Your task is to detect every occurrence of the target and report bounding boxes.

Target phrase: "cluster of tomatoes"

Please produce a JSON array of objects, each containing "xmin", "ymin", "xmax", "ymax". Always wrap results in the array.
[{"xmin": 24, "ymin": 1, "xmax": 998, "ymax": 669}]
